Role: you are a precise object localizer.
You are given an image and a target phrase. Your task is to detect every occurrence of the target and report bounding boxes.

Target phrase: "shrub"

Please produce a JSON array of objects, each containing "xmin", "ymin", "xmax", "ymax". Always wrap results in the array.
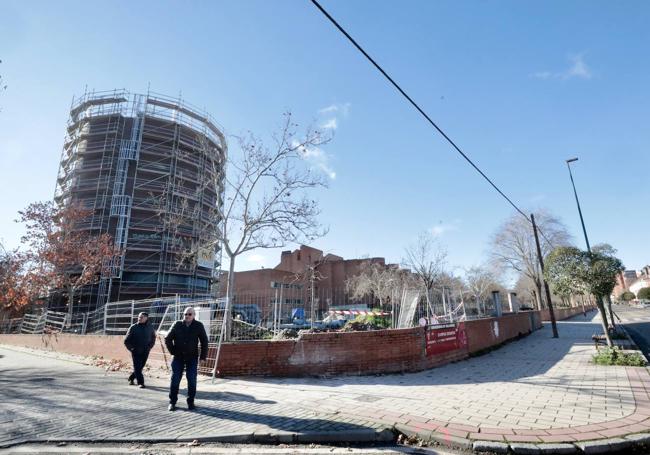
[
  {"xmin": 593, "ymin": 347, "xmax": 647, "ymax": 366},
  {"xmin": 620, "ymin": 291, "xmax": 636, "ymax": 302},
  {"xmin": 637, "ymin": 287, "xmax": 650, "ymax": 300},
  {"xmin": 343, "ymin": 314, "xmax": 390, "ymax": 331}
]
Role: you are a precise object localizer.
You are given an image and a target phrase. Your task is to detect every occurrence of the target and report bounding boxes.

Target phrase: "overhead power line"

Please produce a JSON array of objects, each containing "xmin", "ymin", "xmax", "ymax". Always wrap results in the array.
[{"xmin": 309, "ymin": 0, "xmax": 555, "ymax": 245}]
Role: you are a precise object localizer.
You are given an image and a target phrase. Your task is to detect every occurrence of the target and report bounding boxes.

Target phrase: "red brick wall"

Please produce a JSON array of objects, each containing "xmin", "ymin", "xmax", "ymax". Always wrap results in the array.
[
  {"xmin": 0, "ymin": 332, "xmax": 133, "ymax": 363},
  {"xmin": 540, "ymin": 305, "xmax": 595, "ymax": 322},
  {"xmin": 208, "ymin": 311, "xmax": 542, "ymax": 376},
  {"xmin": 0, "ymin": 311, "xmax": 545, "ymax": 377},
  {"xmin": 465, "ymin": 312, "xmax": 541, "ymax": 354},
  {"xmin": 0, "ymin": 332, "xmax": 169, "ymax": 369}
]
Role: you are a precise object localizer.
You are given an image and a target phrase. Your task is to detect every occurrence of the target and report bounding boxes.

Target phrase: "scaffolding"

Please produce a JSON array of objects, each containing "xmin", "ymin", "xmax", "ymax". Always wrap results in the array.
[{"xmin": 53, "ymin": 89, "xmax": 227, "ymax": 313}]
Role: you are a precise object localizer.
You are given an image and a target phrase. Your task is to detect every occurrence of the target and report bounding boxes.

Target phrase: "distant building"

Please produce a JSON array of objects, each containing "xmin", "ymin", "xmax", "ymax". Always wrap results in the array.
[
  {"xmin": 631, "ymin": 278, "xmax": 650, "ymax": 297},
  {"xmin": 221, "ymin": 245, "xmax": 390, "ymax": 323},
  {"xmin": 613, "ymin": 266, "xmax": 650, "ymax": 299},
  {"xmin": 623, "ymin": 270, "xmax": 639, "ymax": 286}
]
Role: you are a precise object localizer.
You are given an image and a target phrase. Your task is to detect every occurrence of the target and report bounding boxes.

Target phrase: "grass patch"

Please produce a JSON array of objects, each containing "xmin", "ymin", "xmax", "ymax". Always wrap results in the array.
[{"xmin": 593, "ymin": 347, "xmax": 647, "ymax": 367}]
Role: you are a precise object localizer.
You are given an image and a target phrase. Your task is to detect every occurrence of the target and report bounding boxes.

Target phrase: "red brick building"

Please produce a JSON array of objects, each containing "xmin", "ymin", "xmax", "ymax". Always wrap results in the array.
[{"xmin": 222, "ymin": 245, "xmax": 389, "ymax": 324}]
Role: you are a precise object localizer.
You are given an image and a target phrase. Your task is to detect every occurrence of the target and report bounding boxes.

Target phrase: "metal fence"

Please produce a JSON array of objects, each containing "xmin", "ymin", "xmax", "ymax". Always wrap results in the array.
[
  {"xmin": 0, "ymin": 318, "xmax": 22, "ymax": 334},
  {"xmin": 0, "ymin": 286, "xmax": 513, "ymax": 339}
]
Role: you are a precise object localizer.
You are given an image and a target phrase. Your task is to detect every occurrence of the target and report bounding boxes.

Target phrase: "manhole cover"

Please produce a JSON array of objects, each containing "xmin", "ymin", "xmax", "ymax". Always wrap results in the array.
[{"xmin": 354, "ymin": 394, "xmax": 382, "ymax": 403}]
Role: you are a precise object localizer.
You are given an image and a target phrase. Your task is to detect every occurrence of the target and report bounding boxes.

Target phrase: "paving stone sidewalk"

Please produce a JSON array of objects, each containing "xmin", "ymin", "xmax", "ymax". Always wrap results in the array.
[
  {"xmin": 209, "ymin": 313, "xmax": 650, "ymax": 450},
  {"xmin": 2, "ymin": 312, "xmax": 650, "ymax": 453},
  {"xmin": 0, "ymin": 346, "xmax": 391, "ymax": 448}
]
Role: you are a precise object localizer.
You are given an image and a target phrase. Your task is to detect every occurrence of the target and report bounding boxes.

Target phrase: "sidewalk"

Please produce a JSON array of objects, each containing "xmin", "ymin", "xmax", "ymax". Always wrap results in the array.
[{"xmin": 2, "ymin": 313, "xmax": 650, "ymax": 453}]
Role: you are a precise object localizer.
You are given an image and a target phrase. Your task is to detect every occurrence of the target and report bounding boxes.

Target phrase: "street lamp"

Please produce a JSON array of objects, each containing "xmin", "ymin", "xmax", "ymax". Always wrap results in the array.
[{"xmin": 565, "ymin": 157, "xmax": 591, "ymax": 253}]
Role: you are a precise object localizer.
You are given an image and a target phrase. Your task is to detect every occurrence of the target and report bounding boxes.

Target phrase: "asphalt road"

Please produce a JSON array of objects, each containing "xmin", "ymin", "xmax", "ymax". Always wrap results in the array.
[{"xmin": 613, "ymin": 304, "xmax": 650, "ymax": 361}]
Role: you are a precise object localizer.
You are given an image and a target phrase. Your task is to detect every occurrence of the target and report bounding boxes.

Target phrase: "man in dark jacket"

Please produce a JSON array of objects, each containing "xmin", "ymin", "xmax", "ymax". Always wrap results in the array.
[
  {"xmin": 164, "ymin": 307, "xmax": 209, "ymax": 411},
  {"xmin": 124, "ymin": 312, "xmax": 156, "ymax": 388}
]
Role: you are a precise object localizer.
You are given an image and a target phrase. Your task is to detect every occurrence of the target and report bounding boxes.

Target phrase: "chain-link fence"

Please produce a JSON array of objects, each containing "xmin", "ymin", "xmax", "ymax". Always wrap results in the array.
[{"xmin": 0, "ymin": 286, "xmax": 513, "ymax": 338}]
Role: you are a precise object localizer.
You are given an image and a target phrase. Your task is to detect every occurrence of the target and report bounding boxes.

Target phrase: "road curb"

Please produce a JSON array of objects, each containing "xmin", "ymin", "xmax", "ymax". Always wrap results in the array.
[
  {"xmin": 0, "ymin": 429, "xmax": 396, "ymax": 450},
  {"xmin": 388, "ymin": 426, "xmax": 650, "ymax": 455},
  {"xmin": 439, "ymin": 432, "xmax": 650, "ymax": 454},
  {"xmin": 615, "ymin": 323, "xmax": 641, "ymax": 352}
]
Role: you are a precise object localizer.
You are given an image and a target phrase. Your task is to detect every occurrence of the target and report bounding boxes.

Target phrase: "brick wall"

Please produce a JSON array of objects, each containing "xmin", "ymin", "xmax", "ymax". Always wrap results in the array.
[
  {"xmin": 0, "ymin": 332, "xmax": 169, "ymax": 369},
  {"xmin": 464, "ymin": 312, "xmax": 541, "ymax": 354},
  {"xmin": 540, "ymin": 305, "xmax": 595, "ymax": 322},
  {"xmin": 0, "ymin": 332, "xmax": 133, "ymax": 363},
  {"xmin": 0, "ymin": 311, "xmax": 545, "ymax": 377}
]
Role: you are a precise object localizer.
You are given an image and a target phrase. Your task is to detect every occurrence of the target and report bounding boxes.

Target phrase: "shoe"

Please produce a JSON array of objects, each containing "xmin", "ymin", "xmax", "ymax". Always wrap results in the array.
[
  {"xmin": 139, "ymin": 384, "xmax": 146, "ymax": 389},
  {"xmin": 187, "ymin": 402, "xmax": 196, "ymax": 411},
  {"xmin": 168, "ymin": 404, "xmax": 176, "ymax": 411},
  {"xmin": 128, "ymin": 378, "xmax": 135, "ymax": 385}
]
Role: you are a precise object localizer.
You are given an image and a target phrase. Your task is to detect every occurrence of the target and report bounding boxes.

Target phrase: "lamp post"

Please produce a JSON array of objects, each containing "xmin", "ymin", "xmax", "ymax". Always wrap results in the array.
[
  {"xmin": 565, "ymin": 157, "xmax": 612, "ymax": 341},
  {"xmin": 565, "ymin": 157, "xmax": 591, "ymax": 253}
]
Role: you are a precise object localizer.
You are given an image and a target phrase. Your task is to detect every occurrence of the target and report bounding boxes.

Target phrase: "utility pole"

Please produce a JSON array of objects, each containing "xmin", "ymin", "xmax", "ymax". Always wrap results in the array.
[
  {"xmin": 531, "ymin": 214, "xmax": 559, "ymax": 338},
  {"xmin": 309, "ymin": 266, "xmax": 316, "ymax": 329},
  {"xmin": 565, "ymin": 158, "xmax": 591, "ymax": 253}
]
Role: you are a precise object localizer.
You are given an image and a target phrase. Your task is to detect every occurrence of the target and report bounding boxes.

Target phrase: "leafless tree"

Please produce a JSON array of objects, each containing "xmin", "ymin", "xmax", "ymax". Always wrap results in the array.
[
  {"xmin": 346, "ymin": 261, "xmax": 409, "ymax": 310},
  {"xmin": 464, "ymin": 265, "xmax": 496, "ymax": 316},
  {"xmin": 151, "ymin": 113, "xmax": 330, "ymax": 340},
  {"xmin": 490, "ymin": 210, "xmax": 571, "ymax": 310},
  {"xmin": 0, "ymin": 59, "xmax": 6, "ymax": 111},
  {"xmin": 216, "ymin": 113, "xmax": 330, "ymax": 339},
  {"xmin": 403, "ymin": 232, "xmax": 448, "ymax": 317}
]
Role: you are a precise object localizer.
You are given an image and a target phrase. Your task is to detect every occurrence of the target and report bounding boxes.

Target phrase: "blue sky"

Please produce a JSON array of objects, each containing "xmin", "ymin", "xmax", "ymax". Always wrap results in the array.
[{"xmin": 1, "ymin": 0, "xmax": 648, "ymax": 275}]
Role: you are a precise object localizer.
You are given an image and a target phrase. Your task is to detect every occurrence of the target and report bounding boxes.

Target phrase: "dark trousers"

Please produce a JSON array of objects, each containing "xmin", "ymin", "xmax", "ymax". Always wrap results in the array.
[
  {"xmin": 169, "ymin": 356, "xmax": 198, "ymax": 405},
  {"xmin": 129, "ymin": 351, "xmax": 150, "ymax": 385}
]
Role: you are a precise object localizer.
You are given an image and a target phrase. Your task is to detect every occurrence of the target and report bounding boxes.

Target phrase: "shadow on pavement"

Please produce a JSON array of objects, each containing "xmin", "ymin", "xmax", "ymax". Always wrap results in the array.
[
  {"xmin": 142, "ymin": 384, "xmax": 276, "ymax": 404},
  {"xmin": 232, "ymin": 317, "xmax": 611, "ymax": 391},
  {"xmin": 0, "ymin": 357, "xmax": 372, "ymax": 445},
  {"xmin": 621, "ymin": 321, "xmax": 650, "ymax": 361}
]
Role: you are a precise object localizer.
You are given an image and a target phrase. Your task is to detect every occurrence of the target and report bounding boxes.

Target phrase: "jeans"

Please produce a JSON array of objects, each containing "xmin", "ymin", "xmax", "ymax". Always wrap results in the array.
[
  {"xmin": 169, "ymin": 356, "xmax": 198, "ymax": 405},
  {"xmin": 129, "ymin": 351, "xmax": 149, "ymax": 385}
]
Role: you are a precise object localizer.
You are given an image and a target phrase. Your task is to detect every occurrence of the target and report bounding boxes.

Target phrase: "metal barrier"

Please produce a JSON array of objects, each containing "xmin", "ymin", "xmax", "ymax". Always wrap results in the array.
[
  {"xmin": 0, "ymin": 287, "xmax": 508, "ymax": 338},
  {"xmin": 20, "ymin": 313, "xmax": 46, "ymax": 334},
  {"xmin": 0, "ymin": 318, "xmax": 22, "ymax": 334}
]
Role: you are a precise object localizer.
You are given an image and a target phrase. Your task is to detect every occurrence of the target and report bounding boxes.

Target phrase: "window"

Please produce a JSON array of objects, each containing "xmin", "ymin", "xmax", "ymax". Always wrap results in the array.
[
  {"xmin": 164, "ymin": 274, "xmax": 190, "ymax": 285},
  {"xmin": 122, "ymin": 272, "xmax": 157, "ymax": 283}
]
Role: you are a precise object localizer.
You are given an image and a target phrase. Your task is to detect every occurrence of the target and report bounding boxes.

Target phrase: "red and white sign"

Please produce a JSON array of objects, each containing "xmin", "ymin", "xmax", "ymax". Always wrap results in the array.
[
  {"xmin": 425, "ymin": 322, "xmax": 467, "ymax": 356},
  {"xmin": 328, "ymin": 310, "xmax": 391, "ymax": 316}
]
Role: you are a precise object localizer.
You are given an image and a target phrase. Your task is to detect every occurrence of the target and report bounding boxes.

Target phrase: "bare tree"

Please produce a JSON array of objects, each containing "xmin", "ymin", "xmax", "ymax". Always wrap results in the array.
[
  {"xmin": 215, "ymin": 113, "xmax": 330, "ymax": 339},
  {"xmin": 346, "ymin": 261, "xmax": 408, "ymax": 310},
  {"xmin": 464, "ymin": 265, "xmax": 496, "ymax": 316},
  {"xmin": 0, "ymin": 59, "xmax": 6, "ymax": 111},
  {"xmin": 490, "ymin": 210, "xmax": 571, "ymax": 310},
  {"xmin": 403, "ymin": 232, "xmax": 448, "ymax": 317}
]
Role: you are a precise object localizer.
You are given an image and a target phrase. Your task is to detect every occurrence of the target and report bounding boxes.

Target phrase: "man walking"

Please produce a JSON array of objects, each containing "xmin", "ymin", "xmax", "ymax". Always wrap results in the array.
[
  {"xmin": 165, "ymin": 307, "xmax": 209, "ymax": 411},
  {"xmin": 124, "ymin": 312, "xmax": 156, "ymax": 388}
]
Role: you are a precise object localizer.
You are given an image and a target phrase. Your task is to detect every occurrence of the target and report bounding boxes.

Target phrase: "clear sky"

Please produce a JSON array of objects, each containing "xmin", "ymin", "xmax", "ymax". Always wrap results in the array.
[{"xmin": 1, "ymin": 0, "xmax": 648, "ymax": 274}]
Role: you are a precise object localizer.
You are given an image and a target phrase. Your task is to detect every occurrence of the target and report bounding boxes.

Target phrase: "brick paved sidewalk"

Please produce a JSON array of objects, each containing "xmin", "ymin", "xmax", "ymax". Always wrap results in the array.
[
  {"xmin": 202, "ymin": 313, "xmax": 650, "ymax": 450},
  {"xmin": 0, "ymin": 346, "xmax": 391, "ymax": 449},
  {"xmin": 2, "ymin": 312, "xmax": 650, "ymax": 453}
]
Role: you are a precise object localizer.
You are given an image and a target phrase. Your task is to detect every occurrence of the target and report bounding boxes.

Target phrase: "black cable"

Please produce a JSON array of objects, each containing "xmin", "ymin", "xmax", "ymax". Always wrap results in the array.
[{"xmin": 310, "ymin": 0, "xmax": 558, "ymax": 249}]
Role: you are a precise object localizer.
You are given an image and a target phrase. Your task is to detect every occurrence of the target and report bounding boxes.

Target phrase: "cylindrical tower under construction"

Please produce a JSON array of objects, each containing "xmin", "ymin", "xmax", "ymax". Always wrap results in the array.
[{"xmin": 54, "ymin": 89, "xmax": 226, "ymax": 313}]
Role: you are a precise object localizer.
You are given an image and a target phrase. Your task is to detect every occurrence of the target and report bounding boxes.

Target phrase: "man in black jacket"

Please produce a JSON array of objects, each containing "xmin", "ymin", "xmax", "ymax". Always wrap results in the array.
[
  {"xmin": 124, "ymin": 312, "xmax": 156, "ymax": 388},
  {"xmin": 164, "ymin": 307, "xmax": 209, "ymax": 411}
]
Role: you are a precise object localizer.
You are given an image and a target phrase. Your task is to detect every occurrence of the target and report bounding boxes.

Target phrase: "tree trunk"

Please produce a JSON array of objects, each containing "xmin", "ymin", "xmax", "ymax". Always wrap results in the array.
[
  {"xmin": 596, "ymin": 295, "xmax": 613, "ymax": 346},
  {"xmin": 224, "ymin": 256, "xmax": 236, "ymax": 341},
  {"xmin": 67, "ymin": 285, "xmax": 75, "ymax": 319},
  {"xmin": 534, "ymin": 282, "xmax": 544, "ymax": 310},
  {"xmin": 424, "ymin": 287, "xmax": 433, "ymax": 321},
  {"xmin": 606, "ymin": 295, "xmax": 616, "ymax": 329}
]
